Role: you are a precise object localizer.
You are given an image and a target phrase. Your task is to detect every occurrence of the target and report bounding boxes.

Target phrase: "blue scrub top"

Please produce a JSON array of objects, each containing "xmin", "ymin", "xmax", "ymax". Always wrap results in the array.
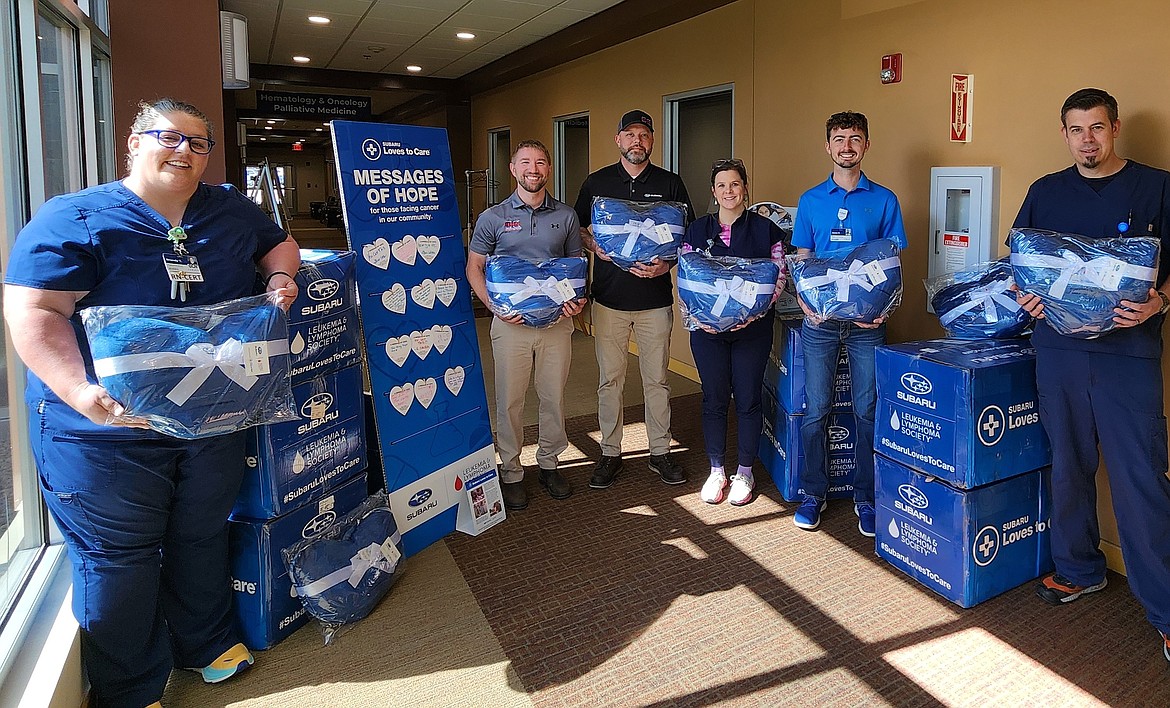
[
  {"xmin": 5, "ymin": 180, "xmax": 288, "ymax": 436},
  {"xmin": 791, "ymin": 172, "xmax": 907, "ymax": 255}
]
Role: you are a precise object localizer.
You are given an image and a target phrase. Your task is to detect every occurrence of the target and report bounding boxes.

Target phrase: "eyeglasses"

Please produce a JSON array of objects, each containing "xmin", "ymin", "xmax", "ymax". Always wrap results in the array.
[
  {"xmin": 712, "ymin": 158, "xmax": 745, "ymax": 170},
  {"xmin": 138, "ymin": 129, "xmax": 215, "ymax": 154}
]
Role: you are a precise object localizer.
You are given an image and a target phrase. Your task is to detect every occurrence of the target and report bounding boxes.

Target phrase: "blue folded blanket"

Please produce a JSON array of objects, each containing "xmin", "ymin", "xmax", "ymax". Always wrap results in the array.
[
  {"xmin": 484, "ymin": 255, "xmax": 587, "ymax": 328},
  {"xmin": 791, "ymin": 239, "xmax": 902, "ymax": 322},
  {"xmin": 928, "ymin": 259, "xmax": 1033, "ymax": 339},
  {"xmin": 1009, "ymin": 228, "xmax": 1160, "ymax": 338},
  {"xmin": 81, "ymin": 294, "xmax": 296, "ymax": 439},
  {"xmin": 677, "ymin": 251, "xmax": 780, "ymax": 332},
  {"xmin": 591, "ymin": 197, "xmax": 687, "ymax": 270},
  {"xmin": 283, "ymin": 491, "xmax": 404, "ymax": 643}
]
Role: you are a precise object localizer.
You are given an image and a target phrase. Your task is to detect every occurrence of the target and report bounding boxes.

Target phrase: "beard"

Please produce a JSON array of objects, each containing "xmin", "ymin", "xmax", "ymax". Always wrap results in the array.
[
  {"xmin": 832, "ymin": 154, "xmax": 860, "ymax": 169},
  {"xmin": 622, "ymin": 147, "xmax": 649, "ymax": 165},
  {"xmin": 1079, "ymin": 154, "xmax": 1100, "ymax": 169},
  {"xmin": 518, "ymin": 173, "xmax": 547, "ymax": 193}
]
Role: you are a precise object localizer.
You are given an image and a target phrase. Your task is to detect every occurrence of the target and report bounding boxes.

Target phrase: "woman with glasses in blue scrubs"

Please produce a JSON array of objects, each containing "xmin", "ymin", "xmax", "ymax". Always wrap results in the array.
[{"xmin": 3, "ymin": 98, "xmax": 301, "ymax": 708}]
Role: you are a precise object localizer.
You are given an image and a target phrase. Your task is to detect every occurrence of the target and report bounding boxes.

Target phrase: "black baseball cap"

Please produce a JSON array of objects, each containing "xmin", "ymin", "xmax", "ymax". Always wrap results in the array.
[{"xmin": 618, "ymin": 109, "xmax": 653, "ymax": 133}]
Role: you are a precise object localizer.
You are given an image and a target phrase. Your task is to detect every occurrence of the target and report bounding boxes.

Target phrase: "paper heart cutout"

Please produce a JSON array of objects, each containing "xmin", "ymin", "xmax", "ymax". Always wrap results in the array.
[
  {"xmin": 414, "ymin": 377, "xmax": 438, "ymax": 409},
  {"xmin": 435, "ymin": 278, "xmax": 457, "ymax": 307},
  {"xmin": 409, "ymin": 329, "xmax": 432, "ymax": 360},
  {"xmin": 417, "ymin": 235, "xmax": 441, "ymax": 264},
  {"xmin": 389, "ymin": 383, "xmax": 414, "ymax": 415},
  {"xmin": 444, "ymin": 366, "xmax": 465, "ymax": 396},
  {"xmin": 411, "ymin": 279, "xmax": 436, "ymax": 309},
  {"xmin": 430, "ymin": 324, "xmax": 453, "ymax": 354},
  {"xmin": 385, "ymin": 335, "xmax": 411, "ymax": 367},
  {"xmin": 392, "ymin": 235, "xmax": 418, "ymax": 266},
  {"xmin": 362, "ymin": 238, "xmax": 391, "ymax": 270},
  {"xmin": 381, "ymin": 283, "xmax": 407, "ymax": 314}
]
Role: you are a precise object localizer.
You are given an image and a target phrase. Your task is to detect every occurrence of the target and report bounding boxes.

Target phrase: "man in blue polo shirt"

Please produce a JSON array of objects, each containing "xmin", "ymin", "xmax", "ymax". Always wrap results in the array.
[
  {"xmin": 467, "ymin": 140, "xmax": 585, "ymax": 511},
  {"xmin": 1012, "ymin": 88, "xmax": 1170, "ymax": 665},
  {"xmin": 790, "ymin": 111, "xmax": 907, "ymax": 537}
]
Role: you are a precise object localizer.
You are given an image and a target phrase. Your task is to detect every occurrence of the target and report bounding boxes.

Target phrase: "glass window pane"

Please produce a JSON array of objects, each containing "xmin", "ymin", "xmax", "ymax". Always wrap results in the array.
[
  {"xmin": 92, "ymin": 53, "xmax": 114, "ymax": 182},
  {"xmin": 37, "ymin": 11, "xmax": 82, "ymax": 198}
]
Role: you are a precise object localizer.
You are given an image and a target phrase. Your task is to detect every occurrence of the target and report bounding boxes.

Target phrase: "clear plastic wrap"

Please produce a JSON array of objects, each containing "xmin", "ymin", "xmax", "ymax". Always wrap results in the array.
[
  {"xmin": 1009, "ymin": 227, "xmax": 1161, "ymax": 338},
  {"xmin": 484, "ymin": 255, "xmax": 587, "ymax": 328},
  {"xmin": 80, "ymin": 293, "xmax": 297, "ymax": 439},
  {"xmin": 677, "ymin": 251, "xmax": 780, "ymax": 332},
  {"xmin": 747, "ymin": 201, "xmax": 796, "ymax": 254},
  {"xmin": 789, "ymin": 239, "xmax": 902, "ymax": 322},
  {"xmin": 925, "ymin": 258, "xmax": 1033, "ymax": 339},
  {"xmin": 282, "ymin": 490, "xmax": 404, "ymax": 645},
  {"xmin": 590, "ymin": 196, "xmax": 687, "ymax": 270}
]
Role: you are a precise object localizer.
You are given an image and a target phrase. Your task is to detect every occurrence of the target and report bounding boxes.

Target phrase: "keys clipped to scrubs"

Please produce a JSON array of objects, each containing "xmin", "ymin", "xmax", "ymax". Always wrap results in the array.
[{"xmin": 164, "ymin": 226, "xmax": 204, "ymax": 302}]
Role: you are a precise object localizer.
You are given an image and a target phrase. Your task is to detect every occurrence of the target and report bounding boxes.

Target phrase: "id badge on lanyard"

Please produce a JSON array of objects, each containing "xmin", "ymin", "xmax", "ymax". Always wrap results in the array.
[
  {"xmin": 164, "ymin": 226, "xmax": 204, "ymax": 301},
  {"xmin": 830, "ymin": 207, "xmax": 851, "ymax": 243}
]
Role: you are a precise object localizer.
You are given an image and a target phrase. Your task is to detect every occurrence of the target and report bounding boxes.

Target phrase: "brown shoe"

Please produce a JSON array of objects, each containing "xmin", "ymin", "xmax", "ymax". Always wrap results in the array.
[{"xmin": 501, "ymin": 481, "xmax": 528, "ymax": 510}]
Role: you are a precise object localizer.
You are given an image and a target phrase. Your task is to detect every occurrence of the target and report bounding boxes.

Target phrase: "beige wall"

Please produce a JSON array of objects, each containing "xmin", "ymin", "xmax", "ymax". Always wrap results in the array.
[{"xmin": 470, "ymin": 0, "xmax": 1170, "ymax": 569}]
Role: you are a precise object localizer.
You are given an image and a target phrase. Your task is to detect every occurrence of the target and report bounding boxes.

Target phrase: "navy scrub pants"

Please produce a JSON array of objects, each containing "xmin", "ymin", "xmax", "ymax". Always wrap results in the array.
[
  {"xmin": 1035, "ymin": 347, "xmax": 1170, "ymax": 636},
  {"xmin": 690, "ymin": 315, "xmax": 773, "ymax": 468},
  {"xmin": 32, "ymin": 421, "xmax": 248, "ymax": 708}
]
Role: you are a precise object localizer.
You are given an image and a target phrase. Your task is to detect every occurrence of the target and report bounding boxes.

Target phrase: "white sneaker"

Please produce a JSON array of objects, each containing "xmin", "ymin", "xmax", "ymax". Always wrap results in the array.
[
  {"xmin": 700, "ymin": 470, "xmax": 728, "ymax": 504},
  {"xmin": 728, "ymin": 471, "xmax": 755, "ymax": 506}
]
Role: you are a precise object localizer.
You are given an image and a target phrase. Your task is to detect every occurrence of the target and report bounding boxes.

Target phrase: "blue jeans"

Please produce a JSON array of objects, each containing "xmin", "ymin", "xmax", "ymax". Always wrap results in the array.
[
  {"xmin": 798, "ymin": 319, "xmax": 884, "ymax": 503},
  {"xmin": 32, "ymin": 420, "xmax": 247, "ymax": 708}
]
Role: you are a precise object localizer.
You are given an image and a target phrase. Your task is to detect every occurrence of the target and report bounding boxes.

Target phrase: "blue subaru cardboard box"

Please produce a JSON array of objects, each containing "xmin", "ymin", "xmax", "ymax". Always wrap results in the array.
[
  {"xmin": 229, "ymin": 472, "xmax": 368, "ymax": 649},
  {"xmin": 874, "ymin": 339, "xmax": 1050, "ymax": 489},
  {"xmin": 287, "ymin": 249, "xmax": 362, "ymax": 382},
  {"xmin": 764, "ymin": 318, "xmax": 852, "ymax": 414},
  {"xmin": 759, "ymin": 389, "xmax": 856, "ymax": 501},
  {"xmin": 234, "ymin": 364, "xmax": 367, "ymax": 520},
  {"xmin": 874, "ymin": 454, "xmax": 1053, "ymax": 608}
]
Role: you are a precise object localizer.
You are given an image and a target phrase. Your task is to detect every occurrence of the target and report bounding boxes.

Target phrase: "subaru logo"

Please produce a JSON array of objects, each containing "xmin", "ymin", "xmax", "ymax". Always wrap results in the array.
[
  {"xmin": 898, "ymin": 484, "xmax": 929, "ymax": 509},
  {"xmin": 307, "ymin": 278, "xmax": 339, "ymax": 301},
  {"xmin": 361, "ymin": 138, "xmax": 381, "ymax": 161},
  {"xmin": 409, "ymin": 489, "xmax": 432, "ymax": 507},
  {"xmin": 301, "ymin": 392, "xmax": 335, "ymax": 418},
  {"xmin": 900, "ymin": 372, "xmax": 932, "ymax": 395},
  {"xmin": 828, "ymin": 425, "xmax": 850, "ymax": 443},
  {"xmin": 302, "ymin": 510, "xmax": 337, "ymax": 538}
]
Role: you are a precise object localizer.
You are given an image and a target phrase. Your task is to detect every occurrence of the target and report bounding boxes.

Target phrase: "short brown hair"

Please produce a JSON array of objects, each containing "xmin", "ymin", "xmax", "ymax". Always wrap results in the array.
[{"xmin": 511, "ymin": 139, "xmax": 551, "ymax": 164}]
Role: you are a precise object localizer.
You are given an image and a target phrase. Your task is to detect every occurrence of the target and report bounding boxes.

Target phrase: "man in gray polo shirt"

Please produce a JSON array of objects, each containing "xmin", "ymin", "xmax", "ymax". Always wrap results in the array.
[{"xmin": 466, "ymin": 139, "xmax": 586, "ymax": 511}]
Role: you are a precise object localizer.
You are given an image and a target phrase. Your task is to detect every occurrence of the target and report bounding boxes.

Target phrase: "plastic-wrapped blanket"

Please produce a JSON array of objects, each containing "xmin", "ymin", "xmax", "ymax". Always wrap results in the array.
[
  {"xmin": 790, "ymin": 239, "xmax": 902, "ymax": 322},
  {"xmin": 484, "ymin": 255, "xmax": 587, "ymax": 328},
  {"xmin": 590, "ymin": 197, "xmax": 687, "ymax": 270},
  {"xmin": 283, "ymin": 491, "xmax": 404, "ymax": 644},
  {"xmin": 927, "ymin": 259, "xmax": 1033, "ymax": 339},
  {"xmin": 677, "ymin": 251, "xmax": 780, "ymax": 332},
  {"xmin": 1009, "ymin": 228, "xmax": 1160, "ymax": 338},
  {"xmin": 81, "ymin": 294, "xmax": 296, "ymax": 439}
]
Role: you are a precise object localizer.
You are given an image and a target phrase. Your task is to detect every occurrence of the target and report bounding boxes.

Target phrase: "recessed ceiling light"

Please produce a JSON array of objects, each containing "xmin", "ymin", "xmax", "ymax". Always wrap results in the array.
[
  {"xmin": 293, "ymin": 56, "xmax": 311, "ymax": 63},
  {"xmin": 265, "ymin": 126, "xmax": 272, "ymax": 130},
  {"xmin": 260, "ymin": 137, "xmax": 267, "ymax": 141},
  {"xmin": 406, "ymin": 65, "xmax": 422, "ymax": 73},
  {"xmin": 456, "ymin": 31, "xmax": 475, "ymax": 40},
  {"xmin": 307, "ymin": 15, "xmax": 330, "ymax": 24},
  {"xmin": 266, "ymin": 120, "xmax": 276, "ymax": 124},
  {"xmin": 315, "ymin": 127, "xmax": 323, "ymax": 132}
]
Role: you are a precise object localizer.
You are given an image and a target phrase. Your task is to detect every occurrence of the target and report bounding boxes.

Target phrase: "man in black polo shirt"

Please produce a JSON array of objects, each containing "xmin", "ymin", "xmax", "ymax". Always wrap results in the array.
[{"xmin": 574, "ymin": 109, "xmax": 695, "ymax": 490}]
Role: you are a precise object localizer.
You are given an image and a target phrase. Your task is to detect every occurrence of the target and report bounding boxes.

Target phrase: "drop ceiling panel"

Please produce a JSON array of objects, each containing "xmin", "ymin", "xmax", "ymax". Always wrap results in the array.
[
  {"xmin": 460, "ymin": 0, "xmax": 548, "ymax": 21},
  {"xmin": 278, "ymin": 0, "xmax": 373, "ymax": 15}
]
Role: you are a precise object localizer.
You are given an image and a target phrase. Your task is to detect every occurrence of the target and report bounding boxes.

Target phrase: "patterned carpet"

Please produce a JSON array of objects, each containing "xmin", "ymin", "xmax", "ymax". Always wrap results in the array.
[{"xmin": 447, "ymin": 393, "xmax": 1170, "ymax": 707}]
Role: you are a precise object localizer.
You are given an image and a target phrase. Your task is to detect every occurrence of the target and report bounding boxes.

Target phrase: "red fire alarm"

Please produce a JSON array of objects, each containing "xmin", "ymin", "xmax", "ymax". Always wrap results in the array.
[
  {"xmin": 881, "ymin": 53, "xmax": 902, "ymax": 84},
  {"xmin": 292, "ymin": 142, "xmax": 304, "ymax": 151}
]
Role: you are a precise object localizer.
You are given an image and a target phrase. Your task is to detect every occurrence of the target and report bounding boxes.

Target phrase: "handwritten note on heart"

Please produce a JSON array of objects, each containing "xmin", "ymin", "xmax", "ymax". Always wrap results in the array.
[
  {"xmin": 389, "ymin": 383, "xmax": 414, "ymax": 415},
  {"xmin": 409, "ymin": 329, "xmax": 433, "ymax": 360},
  {"xmin": 385, "ymin": 335, "xmax": 411, "ymax": 367},
  {"xmin": 430, "ymin": 324, "xmax": 453, "ymax": 354},
  {"xmin": 362, "ymin": 238, "xmax": 391, "ymax": 270},
  {"xmin": 392, "ymin": 235, "xmax": 418, "ymax": 266},
  {"xmin": 444, "ymin": 366, "xmax": 465, "ymax": 396},
  {"xmin": 411, "ymin": 279, "xmax": 436, "ymax": 309},
  {"xmin": 414, "ymin": 377, "xmax": 438, "ymax": 409},
  {"xmin": 417, "ymin": 235, "xmax": 441, "ymax": 264},
  {"xmin": 381, "ymin": 283, "xmax": 407, "ymax": 314},
  {"xmin": 435, "ymin": 278, "xmax": 458, "ymax": 307}
]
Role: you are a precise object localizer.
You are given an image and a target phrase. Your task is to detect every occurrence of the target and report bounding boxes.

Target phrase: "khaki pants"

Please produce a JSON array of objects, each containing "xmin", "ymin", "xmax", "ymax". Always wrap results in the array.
[
  {"xmin": 489, "ymin": 316, "xmax": 573, "ymax": 482},
  {"xmin": 592, "ymin": 303, "xmax": 673, "ymax": 457}
]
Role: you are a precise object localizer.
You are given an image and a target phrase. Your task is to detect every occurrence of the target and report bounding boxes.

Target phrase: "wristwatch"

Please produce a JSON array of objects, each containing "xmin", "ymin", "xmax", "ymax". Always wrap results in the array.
[{"xmin": 1158, "ymin": 290, "xmax": 1170, "ymax": 315}]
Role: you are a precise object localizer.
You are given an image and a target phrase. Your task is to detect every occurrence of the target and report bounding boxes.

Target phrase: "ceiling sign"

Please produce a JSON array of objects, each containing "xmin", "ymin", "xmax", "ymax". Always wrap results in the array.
[{"xmin": 257, "ymin": 91, "xmax": 372, "ymax": 121}]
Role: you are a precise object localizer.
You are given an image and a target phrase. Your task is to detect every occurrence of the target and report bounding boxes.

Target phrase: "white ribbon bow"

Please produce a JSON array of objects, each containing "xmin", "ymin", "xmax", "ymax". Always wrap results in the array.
[
  {"xmin": 293, "ymin": 531, "xmax": 403, "ymax": 598},
  {"xmin": 1010, "ymin": 252, "xmax": 1153, "ymax": 300},
  {"xmin": 593, "ymin": 217, "xmax": 682, "ymax": 257},
  {"xmin": 938, "ymin": 281, "xmax": 1021, "ymax": 326},
  {"xmin": 679, "ymin": 276, "xmax": 775, "ymax": 316},
  {"xmin": 509, "ymin": 275, "xmax": 572, "ymax": 305},
  {"xmin": 93, "ymin": 337, "xmax": 290, "ymax": 406},
  {"xmin": 797, "ymin": 256, "xmax": 901, "ymax": 302},
  {"xmin": 618, "ymin": 217, "xmax": 660, "ymax": 257},
  {"xmin": 346, "ymin": 542, "xmax": 398, "ymax": 588}
]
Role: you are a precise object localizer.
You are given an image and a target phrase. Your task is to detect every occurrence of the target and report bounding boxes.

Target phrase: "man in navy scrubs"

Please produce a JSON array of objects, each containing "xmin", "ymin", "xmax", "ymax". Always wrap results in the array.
[{"xmin": 1013, "ymin": 87, "xmax": 1170, "ymax": 664}]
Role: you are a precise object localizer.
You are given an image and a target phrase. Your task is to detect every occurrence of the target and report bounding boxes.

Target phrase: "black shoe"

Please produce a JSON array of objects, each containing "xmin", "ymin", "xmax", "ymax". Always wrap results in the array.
[
  {"xmin": 648, "ymin": 453, "xmax": 686, "ymax": 485},
  {"xmin": 1035, "ymin": 572, "xmax": 1107, "ymax": 605},
  {"xmin": 501, "ymin": 481, "xmax": 528, "ymax": 510},
  {"xmin": 589, "ymin": 455, "xmax": 624, "ymax": 489},
  {"xmin": 538, "ymin": 468, "xmax": 573, "ymax": 500}
]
